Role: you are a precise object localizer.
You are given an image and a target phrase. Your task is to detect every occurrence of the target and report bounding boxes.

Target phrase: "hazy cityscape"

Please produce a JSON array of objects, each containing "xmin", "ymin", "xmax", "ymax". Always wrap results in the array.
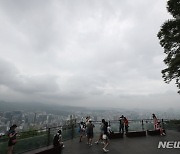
[{"xmin": 1, "ymin": 101, "xmax": 180, "ymax": 135}]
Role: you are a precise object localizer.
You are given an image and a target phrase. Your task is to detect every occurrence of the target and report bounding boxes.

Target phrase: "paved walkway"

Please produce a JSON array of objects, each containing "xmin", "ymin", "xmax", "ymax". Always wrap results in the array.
[{"xmin": 61, "ymin": 130, "xmax": 180, "ymax": 154}]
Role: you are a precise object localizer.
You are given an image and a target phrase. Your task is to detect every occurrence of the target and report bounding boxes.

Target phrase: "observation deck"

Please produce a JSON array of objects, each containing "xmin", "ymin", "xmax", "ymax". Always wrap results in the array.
[
  {"xmin": 0, "ymin": 119, "xmax": 180, "ymax": 154},
  {"xmin": 63, "ymin": 130, "xmax": 180, "ymax": 154}
]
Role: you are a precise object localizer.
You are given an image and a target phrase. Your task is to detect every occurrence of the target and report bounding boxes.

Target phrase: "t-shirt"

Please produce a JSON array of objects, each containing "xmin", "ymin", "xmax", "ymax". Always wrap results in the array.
[
  {"xmin": 100, "ymin": 123, "xmax": 104, "ymax": 131},
  {"xmin": 124, "ymin": 119, "xmax": 128, "ymax": 126},
  {"xmin": 86, "ymin": 123, "xmax": 94, "ymax": 134},
  {"xmin": 8, "ymin": 129, "xmax": 16, "ymax": 141},
  {"xmin": 119, "ymin": 118, "xmax": 124, "ymax": 125},
  {"xmin": 103, "ymin": 122, "xmax": 108, "ymax": 135},
  {"xmin": 53, "ymin": 133, "xmax": 62, "ymax": 146}
]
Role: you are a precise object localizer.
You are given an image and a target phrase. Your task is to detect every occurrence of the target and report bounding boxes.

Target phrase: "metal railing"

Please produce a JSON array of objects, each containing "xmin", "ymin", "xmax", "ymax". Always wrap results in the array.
[
  {"xmin": 0, "ymin": 118, "xmax": 179, "ymax": 154},
  {"xmin": 0, "ymin": 122, "xmax": 81, "ymax": 154}
]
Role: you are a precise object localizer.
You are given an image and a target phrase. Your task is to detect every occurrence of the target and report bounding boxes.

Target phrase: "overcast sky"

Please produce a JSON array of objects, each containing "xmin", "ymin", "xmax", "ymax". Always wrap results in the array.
[{"xmin": 0, "ymin": 0, "xmax": 179, "ymax": 110}]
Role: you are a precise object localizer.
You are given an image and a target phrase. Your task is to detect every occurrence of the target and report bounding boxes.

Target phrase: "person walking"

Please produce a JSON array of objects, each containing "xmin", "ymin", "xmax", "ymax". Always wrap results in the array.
[
  {"xmin": 102, "ymin": 121, "xmax": 109, "ymax": 153},
  {"xmin": 7, "ymin": 124, "xmax": 17, "ymax": 154},
  {"xmin": 124, "ymin": 117, "xmax": 129, "ymax": 134},
  {"xmin": 95, "ymin": 119, "xmax": 105, "ymax": 144}
]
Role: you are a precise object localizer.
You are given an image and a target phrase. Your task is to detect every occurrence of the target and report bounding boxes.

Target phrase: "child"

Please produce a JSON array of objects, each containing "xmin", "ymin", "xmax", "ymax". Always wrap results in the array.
[{"xmin": 156, "ymin": 121, "xmax": 166, "ymax": 136}]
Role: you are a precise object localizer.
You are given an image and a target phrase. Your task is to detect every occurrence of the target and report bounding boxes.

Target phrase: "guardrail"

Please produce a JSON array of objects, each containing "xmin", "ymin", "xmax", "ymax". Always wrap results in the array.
[{"xmin": 0, "ymin": 119, "xmax": 179, "ymax": 154}]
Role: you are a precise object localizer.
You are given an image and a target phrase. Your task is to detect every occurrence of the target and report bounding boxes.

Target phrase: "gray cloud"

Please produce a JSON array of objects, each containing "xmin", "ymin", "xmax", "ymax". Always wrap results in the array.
[
  {"xmin": 0, "ymin": 58, "xmax": 59, "ymax": 94},
  {"xmin": 0, "ymin": 0, "xmax": 179, "ymax": 109}
]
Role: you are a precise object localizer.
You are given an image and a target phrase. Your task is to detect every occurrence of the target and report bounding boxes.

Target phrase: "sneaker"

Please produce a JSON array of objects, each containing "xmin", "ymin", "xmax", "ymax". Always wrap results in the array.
[
  {"xmin": 103, "ymin": 148, "xmax": 109, "ymax": 153},
  {"xmin": 62, "ymin": 145, "xmax": 65, "ymax": 148},
  {"xmin": 162, "ymin": 133, "xmax": 166, "ymax": 136},
  {"xmin": 95, "ymin": 141, "xmax": 99, "ymax": 144}
]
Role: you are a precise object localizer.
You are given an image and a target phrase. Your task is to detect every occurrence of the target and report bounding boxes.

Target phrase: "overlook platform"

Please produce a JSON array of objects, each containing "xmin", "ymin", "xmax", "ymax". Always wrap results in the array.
[
  {"xmin": 1, "ymin": 119, "xmax": 180, "ymax": 154},
  {"xmin": 60, "ymin": 130, "xmax": 180, "ymax": 154}
]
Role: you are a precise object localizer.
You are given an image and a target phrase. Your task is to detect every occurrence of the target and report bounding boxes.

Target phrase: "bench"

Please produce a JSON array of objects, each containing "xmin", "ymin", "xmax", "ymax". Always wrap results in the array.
[
  {"xmin": 147, "ymin": 129, "xmax": 166, "ymax": 136},
  {"xmin": 23, "ymin": 145, "xmax": 62, "ymax": 154},
  {"xmin": 126, "ymin": 131, "xmax": 146, "ymax": 137},
  {"xmin": 108, "ymin": 132, "xmax": 123, "ymax": 139}
]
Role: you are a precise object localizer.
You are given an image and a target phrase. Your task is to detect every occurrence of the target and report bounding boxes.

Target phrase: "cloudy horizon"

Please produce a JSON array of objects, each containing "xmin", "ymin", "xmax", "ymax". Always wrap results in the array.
[{"xmin": 0, "ymin": 0, "xmax": 179, "ymax": 110}]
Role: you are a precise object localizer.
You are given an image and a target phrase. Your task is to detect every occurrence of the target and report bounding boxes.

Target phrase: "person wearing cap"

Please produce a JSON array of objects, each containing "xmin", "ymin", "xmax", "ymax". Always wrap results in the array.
[
  {"xmin": 86, "ymin": 119, "xmax": 95, "ymax": 146},
  {"xmin": 7, "ymin": 124, "xmax": 17, "ymax": 154}
]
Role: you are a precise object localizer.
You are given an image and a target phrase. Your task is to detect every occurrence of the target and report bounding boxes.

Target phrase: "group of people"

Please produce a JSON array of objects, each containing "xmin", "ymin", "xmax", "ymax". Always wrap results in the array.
[
  {"xmin": 6, "ymin": 113, "xmax": 166, "ymax": 154},
  {"xmin": 119, "ymin": 115, "xmax": 129, "ymax": 134},
  {"xmin": 79, "ymin": 117, "xmax": 110, "ymax": 152}
]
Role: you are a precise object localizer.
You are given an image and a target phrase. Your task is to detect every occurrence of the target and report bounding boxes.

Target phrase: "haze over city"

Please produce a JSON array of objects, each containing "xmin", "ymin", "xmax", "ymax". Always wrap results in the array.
[{"xmin": 0, "ymin": 0, "xmax": 179, "ymax": 110}]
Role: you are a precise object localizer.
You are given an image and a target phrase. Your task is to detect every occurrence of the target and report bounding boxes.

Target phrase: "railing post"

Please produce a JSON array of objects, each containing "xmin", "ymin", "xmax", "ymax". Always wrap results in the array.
[
  {"xmin": 141, "ymin": 120, "xmax": 144, "ymax": 131},
  {"xmin": 47, "ymin": 128, "xmax": 50, "ymax": 146},
  {"xmin": 71, "ymin": 123, "xmax": 74, "ymax": 139},
  {"xmin": 161, "ymin": 119, "xmax": 164, "ymax": 129},
  {"xmin": 70, "ymin": 117, "xmax": 75, "ymax": 139}
]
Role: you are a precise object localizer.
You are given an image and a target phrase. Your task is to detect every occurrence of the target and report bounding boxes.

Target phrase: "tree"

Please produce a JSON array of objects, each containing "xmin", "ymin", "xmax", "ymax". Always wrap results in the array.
[{"xmin": 157, "ymin": 0, "xmax": 180, "ymax": 93}]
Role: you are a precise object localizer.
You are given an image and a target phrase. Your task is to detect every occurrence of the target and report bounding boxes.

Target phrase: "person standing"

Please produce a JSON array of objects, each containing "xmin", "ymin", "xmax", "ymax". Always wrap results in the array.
[
  {"xmin": 152, "ymin": 114, "xmax": 158, "ymax": 130},
  {"xmin": 152, "ymin": 114, "xmax": 165, "ymax": 136},
  {"xmin": 86, "ymin": 119, "xmax": 94, "ymax": 146},
  {"xmin": 124, "ymin": 117, "xmax": 129, "ymax": 134},
  {"xmin": 119, "ymin": 115, "xmax": 124, "ymax": 133},
  {"xmin": 79, "ymin": 121, "xmax": 86, "ymax": 142},
  {"xmin": 7, "ymin": 124, "xmax": 17, "ymax": 154}
]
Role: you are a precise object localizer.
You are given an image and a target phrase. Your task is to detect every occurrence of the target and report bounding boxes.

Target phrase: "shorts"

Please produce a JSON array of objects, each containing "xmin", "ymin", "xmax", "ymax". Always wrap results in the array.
[
  {"xmin": 80, "ymin": 130, "xmax": 85, "ymax": 136},
  {"xmin": 8, "ymin": 140, "xmax": 16, "ymax": 147},
  {"xmin": 87, "ymin": 133, "xmax": 93, "ymax": 138},
  {"xmin": 102, "ymin": 134, "xmax": 108, "ymax": 140}
]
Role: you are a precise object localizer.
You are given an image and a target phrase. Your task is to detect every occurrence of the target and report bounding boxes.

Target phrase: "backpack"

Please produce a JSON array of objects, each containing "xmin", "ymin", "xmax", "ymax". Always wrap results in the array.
[{"xmin": 79, "ymin": 122, "xmax": 85, "ymax": 132}]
